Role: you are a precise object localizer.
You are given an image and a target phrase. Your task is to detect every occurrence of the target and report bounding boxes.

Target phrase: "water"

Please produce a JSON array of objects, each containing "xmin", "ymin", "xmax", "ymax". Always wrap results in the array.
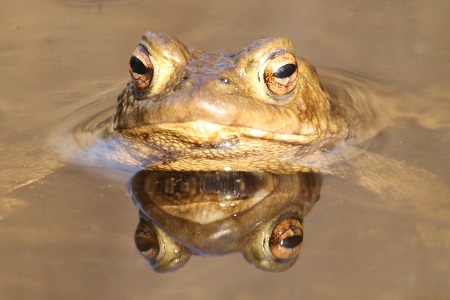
[{"xmin": 1, "ymin": 0, "xmax": 449, "ymax": 299}]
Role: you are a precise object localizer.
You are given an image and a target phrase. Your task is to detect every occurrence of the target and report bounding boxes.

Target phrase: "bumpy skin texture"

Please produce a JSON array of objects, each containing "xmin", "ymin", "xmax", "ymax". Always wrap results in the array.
[{"xmin": 113, "ymin": 32, "xmax": 371, "ymax": 173}]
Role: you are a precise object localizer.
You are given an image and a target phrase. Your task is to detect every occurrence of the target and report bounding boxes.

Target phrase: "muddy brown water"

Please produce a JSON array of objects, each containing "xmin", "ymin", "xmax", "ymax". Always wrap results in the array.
[{"xmin": 1, "ymin": 0, "xmax": 449, "ymax": 299}]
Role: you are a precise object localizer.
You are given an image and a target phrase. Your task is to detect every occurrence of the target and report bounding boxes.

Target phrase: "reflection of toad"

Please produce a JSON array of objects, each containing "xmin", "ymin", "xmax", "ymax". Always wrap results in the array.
[{"xmin": 130, "ymin": 171, "xmax": 321, "ymax": 272}]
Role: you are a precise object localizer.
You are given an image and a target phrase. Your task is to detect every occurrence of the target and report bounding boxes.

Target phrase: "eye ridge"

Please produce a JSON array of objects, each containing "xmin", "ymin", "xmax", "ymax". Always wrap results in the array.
[
  {"xmin": 130, "ymin": 56, "xmax": 149, "ymax": 75},
  {"xmin": 273, "ymin": 63, "xmax": 297, "ymax": 79}
]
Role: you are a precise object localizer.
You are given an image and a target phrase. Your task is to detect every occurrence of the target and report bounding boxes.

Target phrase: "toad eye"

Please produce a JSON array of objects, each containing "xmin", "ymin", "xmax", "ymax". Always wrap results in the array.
[
  {"xmin": 129, "ymin": 45, "xmax": 154, "ymax": 90},
  {"xmin": 269, "ymin": 218, "xmax": 303, "ymax": 261},
  {"xmin": 263, "ymin": 52, "xmax": 298, "ymax": 96}
]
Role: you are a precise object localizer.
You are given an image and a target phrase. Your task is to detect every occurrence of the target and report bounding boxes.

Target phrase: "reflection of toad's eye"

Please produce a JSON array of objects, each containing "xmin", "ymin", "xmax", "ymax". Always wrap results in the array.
[
  {"xmin": 129, "ymin": 45, "xmax": 154, "ymax": 90},
  {"xmin": 269, "ymin": 218, "xmax": 303, "ymax": 260},
  {"xmin": 263, "ymin": 52, "xmax": 298, "ymax": 96},
  {"xmin": 134, "ymin": 218, "xmax": 159, "ymax": 263}
]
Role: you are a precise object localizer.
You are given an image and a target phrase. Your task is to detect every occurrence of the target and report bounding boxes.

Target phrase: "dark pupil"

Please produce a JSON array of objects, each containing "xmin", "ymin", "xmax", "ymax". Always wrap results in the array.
[
  {"xmin": 279, "ymin": 235, "xmax": 303, "ymax": 248},
  {"xmin": 273, "ymin": 63, "xmax": 297, "ymax": 78},
  {"xmin": 130, "ymin": 56, "xmax": 148, "ymax": 75}
]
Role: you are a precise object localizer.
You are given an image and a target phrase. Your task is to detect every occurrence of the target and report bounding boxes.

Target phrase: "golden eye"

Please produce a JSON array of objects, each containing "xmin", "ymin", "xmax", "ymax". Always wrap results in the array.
[
  {"xmin": 134, "ymin": 218, "xmax": 159, "ymax": 264},
  {"xmin": 263, "ymin": 52, "xmax": 298, "ymax": 96},
  {"xmin": 269, "ymin": 218, "xmax": 303, "ymax": 260},
  {"xmin": 129, "ymin": 45, "xmax": 154, "ymax": 90}
]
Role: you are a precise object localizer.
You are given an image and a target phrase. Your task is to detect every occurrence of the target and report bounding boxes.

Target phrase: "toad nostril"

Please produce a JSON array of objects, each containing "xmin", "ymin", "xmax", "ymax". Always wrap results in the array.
[{"xmin": 220, "ymin": 77, "xmax": 229, "ymax": 83}]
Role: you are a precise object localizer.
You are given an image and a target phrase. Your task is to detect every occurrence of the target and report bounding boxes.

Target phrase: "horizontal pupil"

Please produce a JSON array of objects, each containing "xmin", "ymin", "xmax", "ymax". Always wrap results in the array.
[
  {"xmin": 279, "ymin": 235, "xmax": 303, "ymax": 248},
  {"xmin": 273, "ymin": 63, "xmax": 297, "ymax": 78},
  {"xmin": 130, "ymin": 56, "xmax": 148, "ymax": 75}
]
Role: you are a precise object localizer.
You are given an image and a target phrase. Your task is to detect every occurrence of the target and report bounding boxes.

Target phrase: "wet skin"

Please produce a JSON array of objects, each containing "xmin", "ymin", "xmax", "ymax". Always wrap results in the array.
[{"xmin": 113, "ymin": 32, "xmax": 372, "ymax": 173}]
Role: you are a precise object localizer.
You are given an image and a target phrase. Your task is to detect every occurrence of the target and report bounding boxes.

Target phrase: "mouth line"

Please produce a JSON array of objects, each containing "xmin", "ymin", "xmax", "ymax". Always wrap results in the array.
[{"xmin": 124, "ymin": 120, "xmax": 318, "ymax": 145}]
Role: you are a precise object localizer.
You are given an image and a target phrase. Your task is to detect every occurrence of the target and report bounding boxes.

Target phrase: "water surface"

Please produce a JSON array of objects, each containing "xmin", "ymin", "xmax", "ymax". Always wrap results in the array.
[{"xmin": 1, "ymin": 0, "xmax": 449, "ymax": 299}]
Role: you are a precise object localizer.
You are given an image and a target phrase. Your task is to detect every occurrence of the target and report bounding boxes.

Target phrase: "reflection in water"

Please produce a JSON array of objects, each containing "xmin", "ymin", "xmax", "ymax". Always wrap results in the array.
[{"xmin": 129, "ymin": 171, "xmax": 321, "ymax": 272}]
